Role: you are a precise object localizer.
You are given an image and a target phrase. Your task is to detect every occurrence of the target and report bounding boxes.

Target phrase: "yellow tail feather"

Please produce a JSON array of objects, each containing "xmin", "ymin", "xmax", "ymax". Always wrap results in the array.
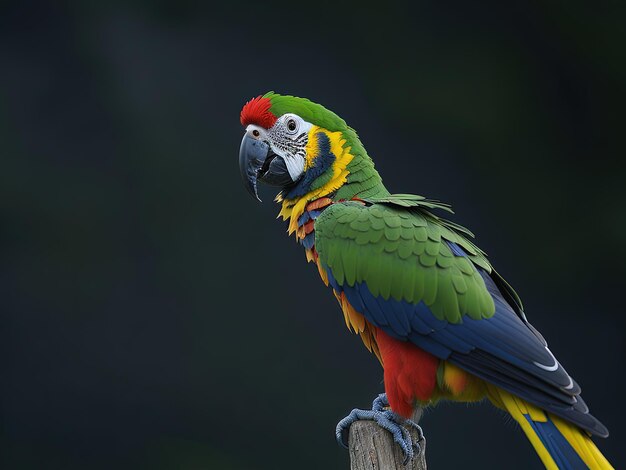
[{"xmin": 486, "ymin": 385, "xmax": 613, "ymax": 469}]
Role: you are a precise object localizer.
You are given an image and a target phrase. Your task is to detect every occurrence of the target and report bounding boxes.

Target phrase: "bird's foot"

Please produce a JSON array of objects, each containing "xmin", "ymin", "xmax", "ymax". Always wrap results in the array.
[{"xmin": 335, "ymin": 393, "xmax": 423, "ymax": 464}]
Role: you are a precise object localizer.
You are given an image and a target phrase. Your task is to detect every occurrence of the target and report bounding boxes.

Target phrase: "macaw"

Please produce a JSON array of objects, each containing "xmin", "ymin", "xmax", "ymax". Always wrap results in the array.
[{"xmin": 238, "ymin": 92, "xmax": 612, "ymax": 469}]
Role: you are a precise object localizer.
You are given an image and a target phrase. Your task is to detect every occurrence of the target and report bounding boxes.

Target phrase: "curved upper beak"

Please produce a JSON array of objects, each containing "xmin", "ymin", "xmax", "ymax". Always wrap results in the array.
[
  {"xmin": 239, "ymin": 134, "xmax": 293, "ymax": 201},
  {"xmin": 239, "ymin": 134, "xmax": 267, "ymax": 201}
]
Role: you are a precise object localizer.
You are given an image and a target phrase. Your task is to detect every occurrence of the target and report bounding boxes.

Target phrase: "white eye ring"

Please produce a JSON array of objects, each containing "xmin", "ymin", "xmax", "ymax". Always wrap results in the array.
[{"xmin": 286, "ymin": 117, "xmax": 298, "ymax": 134}]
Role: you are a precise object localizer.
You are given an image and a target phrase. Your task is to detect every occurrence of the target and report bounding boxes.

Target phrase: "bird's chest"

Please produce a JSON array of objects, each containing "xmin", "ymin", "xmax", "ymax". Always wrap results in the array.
[{"xmin": 291, "ymin": 197, "xmax": 334, "ymax": 263}]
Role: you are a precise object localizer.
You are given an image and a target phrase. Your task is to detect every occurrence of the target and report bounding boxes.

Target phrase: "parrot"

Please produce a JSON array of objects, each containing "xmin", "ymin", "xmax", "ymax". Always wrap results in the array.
[{"xmin": 237, "ymin": 92, "xmax": 612, "ymax": 469}]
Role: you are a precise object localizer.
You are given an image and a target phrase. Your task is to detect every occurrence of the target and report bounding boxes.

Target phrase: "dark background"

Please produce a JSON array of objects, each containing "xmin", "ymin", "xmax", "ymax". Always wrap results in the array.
[{"xmin": 2, "ymin": 1, "xmax": 625, "ymax": 468}]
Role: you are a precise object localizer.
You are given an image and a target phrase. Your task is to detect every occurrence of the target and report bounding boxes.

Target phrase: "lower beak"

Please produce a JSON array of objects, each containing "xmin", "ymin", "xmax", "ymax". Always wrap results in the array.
[{"xmin": 239, "ymin": 134, "xmax": 292, "ymax": 201}]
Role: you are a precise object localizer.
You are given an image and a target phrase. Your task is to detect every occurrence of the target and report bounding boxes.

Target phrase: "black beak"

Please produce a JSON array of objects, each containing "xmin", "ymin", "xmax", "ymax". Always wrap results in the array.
[{"xmin": 239, "ymin": 134, "xmax": 293, "ymax": 201}]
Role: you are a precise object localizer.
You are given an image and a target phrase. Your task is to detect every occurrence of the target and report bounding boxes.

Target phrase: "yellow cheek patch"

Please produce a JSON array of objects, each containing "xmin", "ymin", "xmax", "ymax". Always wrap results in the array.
[
  {"xmin": 279, "ymin": 126, "xmax": 354, "ymax": 235},
  {"xmin": 304, "ymin": 130, "xmax": 319, "ymax": 170}
]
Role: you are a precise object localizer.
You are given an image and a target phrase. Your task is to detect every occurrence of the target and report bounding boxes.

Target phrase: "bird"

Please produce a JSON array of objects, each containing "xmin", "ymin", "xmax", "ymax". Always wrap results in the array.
[{"xmin": 238, "ymin": 92, "xmax": 612, "ymax": 469}]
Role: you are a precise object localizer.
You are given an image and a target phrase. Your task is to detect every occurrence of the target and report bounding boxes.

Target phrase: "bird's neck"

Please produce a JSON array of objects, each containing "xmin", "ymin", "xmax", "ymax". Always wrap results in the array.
[{"xmin": 276, "ymin": 127, "xmax": 388, "ymax": 260}]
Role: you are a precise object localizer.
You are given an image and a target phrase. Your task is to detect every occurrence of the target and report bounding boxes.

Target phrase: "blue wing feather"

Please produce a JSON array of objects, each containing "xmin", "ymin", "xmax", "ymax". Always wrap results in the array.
[{"xmin": 324, "ymin": 263, "xmax": 607, "ymax": 437}]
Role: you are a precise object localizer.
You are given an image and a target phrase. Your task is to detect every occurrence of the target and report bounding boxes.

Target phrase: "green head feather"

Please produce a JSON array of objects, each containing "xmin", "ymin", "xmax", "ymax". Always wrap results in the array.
[{"xmin": 264, "ymin": 91, "xmax": 349, "ymax": 132}]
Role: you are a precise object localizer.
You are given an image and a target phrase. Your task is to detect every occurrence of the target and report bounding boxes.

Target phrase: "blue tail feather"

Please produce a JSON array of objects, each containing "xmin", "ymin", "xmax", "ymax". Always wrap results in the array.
[{"xmin": 524, "ymin": 415, "xmax": 587, "ymax": 470}]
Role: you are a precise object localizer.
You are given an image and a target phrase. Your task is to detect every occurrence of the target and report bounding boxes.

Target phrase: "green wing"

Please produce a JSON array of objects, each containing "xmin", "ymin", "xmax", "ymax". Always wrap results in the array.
[
  {"xmin": 314, "ymin": 198, "xmax": 495, "ymax": 323},
  {"xmin": 314, "ymin": 196, "xmax": 609, "ymax": 438}
]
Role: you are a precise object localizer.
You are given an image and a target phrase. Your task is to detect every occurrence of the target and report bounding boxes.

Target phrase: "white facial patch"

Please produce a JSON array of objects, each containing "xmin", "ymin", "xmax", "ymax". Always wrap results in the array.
[
  {"xmin": 284, "ymin": 156, "xmax": 305, "ymax": 181},
  {"xmin": 265, "ymin": 114, "xmax": 312, "ymax": 182}
]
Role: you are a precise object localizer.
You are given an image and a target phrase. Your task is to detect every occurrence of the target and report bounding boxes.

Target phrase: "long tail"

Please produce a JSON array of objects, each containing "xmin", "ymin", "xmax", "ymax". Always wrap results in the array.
[{"xmin": 487, "ymin": 385, "xmax": 613, "ymax": 469}]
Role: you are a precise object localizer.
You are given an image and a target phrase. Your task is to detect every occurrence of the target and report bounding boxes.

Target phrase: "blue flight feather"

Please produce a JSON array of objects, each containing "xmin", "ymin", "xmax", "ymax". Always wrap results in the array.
[{"xmin": 322, "ymin": 264, "xmax": 607, "ymax": 437}]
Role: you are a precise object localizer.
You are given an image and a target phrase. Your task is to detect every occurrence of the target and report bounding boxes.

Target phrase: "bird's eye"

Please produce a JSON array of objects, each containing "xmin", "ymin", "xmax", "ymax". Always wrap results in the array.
[
  {"xmin": 287, "ymin": 119, "xmax": 297, "ymax": 132},
  {"xmin": 252, "ymin": 129, "xmax": 260, "ymax": 137}
]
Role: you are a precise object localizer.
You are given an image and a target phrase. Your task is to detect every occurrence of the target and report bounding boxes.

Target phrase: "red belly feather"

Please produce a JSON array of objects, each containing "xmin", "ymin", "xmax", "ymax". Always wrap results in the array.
[{"xmin": 375, "ymin": 328, "xmax": 440, "ymax": 418}]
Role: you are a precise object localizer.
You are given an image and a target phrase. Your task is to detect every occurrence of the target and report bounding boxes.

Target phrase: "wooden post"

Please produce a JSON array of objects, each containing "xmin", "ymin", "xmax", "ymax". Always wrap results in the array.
[{"xmin": 347, "ymin": 408, "xmax": 427, "ymax": 470}]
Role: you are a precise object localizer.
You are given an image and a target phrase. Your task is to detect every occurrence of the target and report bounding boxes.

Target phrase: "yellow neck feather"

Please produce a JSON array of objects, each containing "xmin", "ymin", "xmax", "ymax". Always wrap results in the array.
[{"xmin": 276, "ymin": 126, "xmax": 354, "ymax": 235}]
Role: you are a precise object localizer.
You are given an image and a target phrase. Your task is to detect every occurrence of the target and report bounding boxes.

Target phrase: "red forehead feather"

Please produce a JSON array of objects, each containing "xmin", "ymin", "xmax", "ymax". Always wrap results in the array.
[{"xmin": 240, "ymin": 96, "xmax": 277, "ymax": 128}]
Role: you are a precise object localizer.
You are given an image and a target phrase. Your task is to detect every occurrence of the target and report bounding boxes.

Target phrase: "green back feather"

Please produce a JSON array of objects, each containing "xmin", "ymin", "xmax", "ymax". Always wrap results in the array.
[{"xmin": 315, "ymin": 199, "xmax": 497, "ymax": 323}]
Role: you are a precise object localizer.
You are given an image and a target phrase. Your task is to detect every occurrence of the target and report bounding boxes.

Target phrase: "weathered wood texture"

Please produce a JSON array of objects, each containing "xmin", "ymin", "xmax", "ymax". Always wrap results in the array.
[{"xmin": 347, "ymin": 409, "xmax": 426, "ymax": 470}]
